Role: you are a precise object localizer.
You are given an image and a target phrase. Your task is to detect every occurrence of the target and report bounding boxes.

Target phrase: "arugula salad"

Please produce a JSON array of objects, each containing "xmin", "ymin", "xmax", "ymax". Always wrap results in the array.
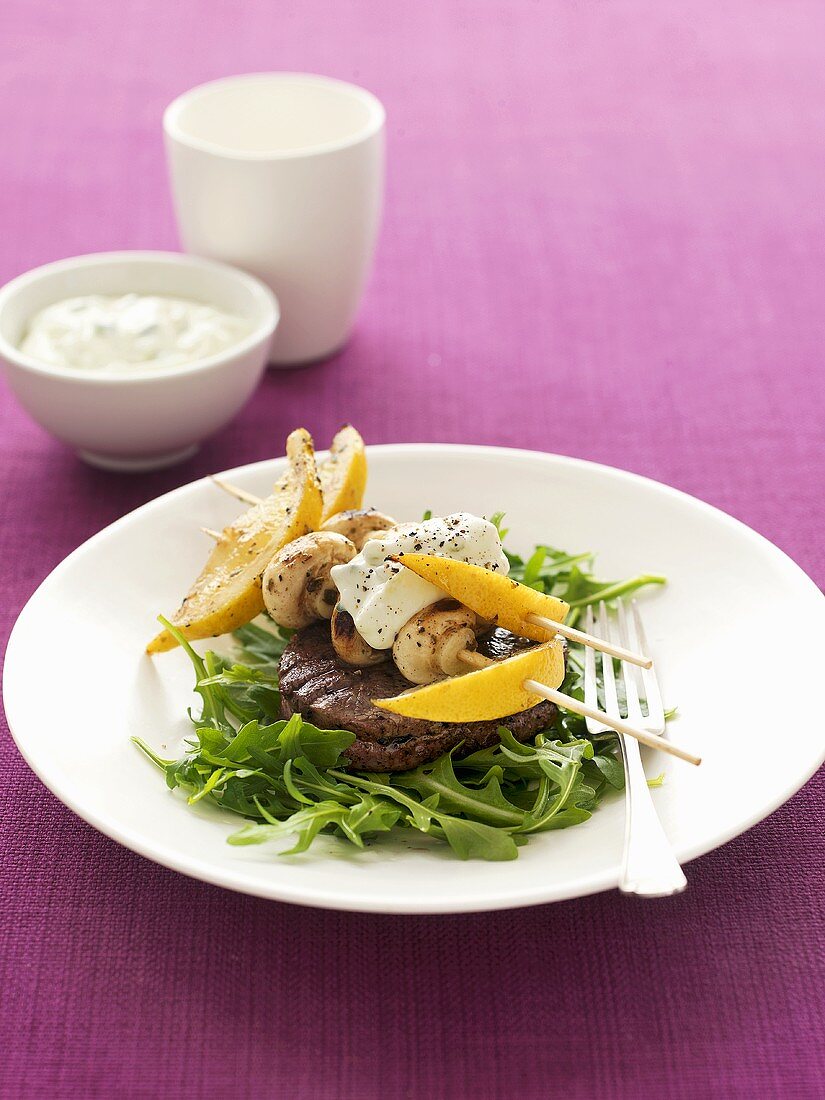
[{"xmin": 135, "ymin": 527, "xmax": 666, "ymax": 862}]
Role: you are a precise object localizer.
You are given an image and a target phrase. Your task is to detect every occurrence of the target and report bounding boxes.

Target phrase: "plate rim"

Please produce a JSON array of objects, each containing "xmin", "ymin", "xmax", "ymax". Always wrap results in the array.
[{"xmin": 4, "ymin": 443, "xmax": 824, "ymax": 913}]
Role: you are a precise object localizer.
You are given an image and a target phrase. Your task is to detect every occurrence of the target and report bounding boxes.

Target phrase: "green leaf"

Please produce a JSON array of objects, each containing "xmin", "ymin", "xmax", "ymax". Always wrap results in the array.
[
  {"xmin": 131, "ymin": 736, "xmax": 174, "ymax": 770},
  {"xmin": 278, "ymin": 714, "xmax": 355, "ymax": 768},
  {"xmin": 340, "ymin": 795, "xmax": 402, "ymax": 845},
  {"xmin": 188, "ymin": 766, "xmax": 226, "ymax": 804},
  {"xmin": 488, "ymin": 511, "xmax": 509, "ymax": 540},
  {"xmin": 282, "ymin": 759, "xmax": 313, "ymax": 805},
  {"xmin": 233, "ymin": 620, "xmax": 294, "ymax": 665},
  {"xmin": 156, "ymin": 616, "xmax": 232, "ymax": 732},
  {"xmin": 536, "ymin": 807, "xmax": 592, "ymax": 830},
  {"xmin": 229, "ymin": 801, "xmax": 348, "ymax": 854},
  {"xmin": 221, "ymin": 720, "xmax": 284, "ymax": 763},
  {"xmin": 394, "ymin": 753, "xmax": 526, "ymax": 828},
  {"xmin": 591, "ymin": 751, "xmax": 625, "ymax": 790},
  {"xmin": 437, "ymin": 817, "xmax": 519, "ymax": 861},
  {"xmin": 566, "ymin": 574, "xmax": 666, "ymax": 608},
  {"xmin": 522, "ymin": 546, "xmax": 547, "ymax": 585}
]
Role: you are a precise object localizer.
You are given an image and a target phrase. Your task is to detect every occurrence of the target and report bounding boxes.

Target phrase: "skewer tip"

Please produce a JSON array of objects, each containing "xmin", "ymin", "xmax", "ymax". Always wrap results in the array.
[{"xmin": 209, "ymin": 475, "xmax": 264, "ymax": 507}]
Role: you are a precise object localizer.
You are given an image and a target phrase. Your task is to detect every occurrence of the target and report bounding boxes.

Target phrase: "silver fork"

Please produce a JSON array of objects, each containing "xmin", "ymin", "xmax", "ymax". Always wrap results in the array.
[{"xmin": 584, "ymin": 600, "xmax": 686, "ymax": 897}]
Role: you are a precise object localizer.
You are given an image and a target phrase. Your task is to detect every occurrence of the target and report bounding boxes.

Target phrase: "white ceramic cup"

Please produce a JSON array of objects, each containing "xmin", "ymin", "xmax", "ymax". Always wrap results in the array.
[{"xmin": 164, "ymin": 73, "xmax": 385, "ymax": 366}]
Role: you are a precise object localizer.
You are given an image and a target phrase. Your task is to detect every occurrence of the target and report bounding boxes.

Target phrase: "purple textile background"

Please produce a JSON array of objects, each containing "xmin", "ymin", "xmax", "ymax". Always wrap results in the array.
[{"xmin": 1, "ymin": 2, "xmax": 824, "ymax": 1097}]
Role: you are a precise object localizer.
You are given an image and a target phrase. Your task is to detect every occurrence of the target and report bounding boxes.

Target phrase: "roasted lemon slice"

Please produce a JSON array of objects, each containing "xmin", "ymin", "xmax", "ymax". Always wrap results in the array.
[
  {"xmin": 318, "ymin": 424, "xmax": 368, "ymax": 522},
  {"xmin": 392, "ymin": 555, "xmax": 569, "ymax": 642},
  {"xmin": 373, "ymin": 638, "xmax": 565, "ymax": 722},
  {"xmin": 147, "ymin": 429, "xmax": 322, "ymax": 653}
]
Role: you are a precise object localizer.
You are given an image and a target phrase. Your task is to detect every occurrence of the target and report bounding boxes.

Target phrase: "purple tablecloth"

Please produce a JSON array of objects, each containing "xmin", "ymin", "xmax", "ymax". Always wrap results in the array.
[{"xmin": 2, "ymin": 2, "xmax": 823, "ymax": 1097}]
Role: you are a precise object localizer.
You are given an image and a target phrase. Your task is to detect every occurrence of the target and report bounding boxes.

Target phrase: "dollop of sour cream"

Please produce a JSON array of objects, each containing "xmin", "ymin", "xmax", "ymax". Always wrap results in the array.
[
  {"xmin": 330, "ymin": 512, "xmax": 509, "ymax": 650},
  {"xmin": 19, "ymin": 294, "xmax": 250, "ymax": 375}
]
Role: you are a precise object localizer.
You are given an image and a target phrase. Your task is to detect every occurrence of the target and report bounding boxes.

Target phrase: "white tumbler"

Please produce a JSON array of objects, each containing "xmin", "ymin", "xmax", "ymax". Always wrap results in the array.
[{"xmin": 164, "ymin": 73, "xmax": 385, "ymax": 365}]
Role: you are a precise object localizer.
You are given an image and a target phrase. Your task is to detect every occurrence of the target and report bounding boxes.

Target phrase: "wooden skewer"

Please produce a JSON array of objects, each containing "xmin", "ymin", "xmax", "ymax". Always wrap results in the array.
[
  {"xmin": 523, "ymin": 679, "xmax": 701, "ymax": 766},
  {"xmin": 457, "ymin": 649, "xmax": 700, "ymax": 766},
  {"xmin": 210, "ymin": 476, "xmax": 263, "ymax": 507},
  {"xmin": 201, "ymin": 526, "xmax": 223, "ymax": 541},
  {"xmin": 526, "ymin": 613, "xmax": 652, "ymax": 669}
]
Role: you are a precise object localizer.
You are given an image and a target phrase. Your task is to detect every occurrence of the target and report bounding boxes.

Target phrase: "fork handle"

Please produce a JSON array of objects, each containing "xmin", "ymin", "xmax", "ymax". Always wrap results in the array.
[{"xmin": 619, "ymin": 737, "xmax": 687, "ymax": 897}]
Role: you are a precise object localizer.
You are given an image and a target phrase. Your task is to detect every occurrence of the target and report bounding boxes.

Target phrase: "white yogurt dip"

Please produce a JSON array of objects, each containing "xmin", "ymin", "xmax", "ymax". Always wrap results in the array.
[
  {"xmin": 19, "ymin": 294, "xmax": 250, "ymax": 374},
  {"xmin": 331, "ymin": 512, "xmax": 509, "ymax": 649}
]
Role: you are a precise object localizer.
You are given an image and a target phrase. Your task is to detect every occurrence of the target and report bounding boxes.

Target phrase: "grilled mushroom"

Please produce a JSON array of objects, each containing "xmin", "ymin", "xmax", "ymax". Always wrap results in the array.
[
  {"xmin": 392, "ymin": 600, "xmax": 481, "ymax": 685},
  {"xmin": 330, "ymin": 603, "xmax": 387, "ymax": 666},
  {"xmin": 320, "ymin": 508, "xmax": 398, "ymax": 551},
  {"xmin": 262, "ymin": 532, "xmax": 356, "ymax": 629}
]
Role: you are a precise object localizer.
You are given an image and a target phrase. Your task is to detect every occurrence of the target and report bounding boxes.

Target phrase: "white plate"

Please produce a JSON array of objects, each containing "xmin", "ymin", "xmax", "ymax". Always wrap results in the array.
[{"xmin": 4, "ymin": 446, "xmax": 824, "ymax": 913}]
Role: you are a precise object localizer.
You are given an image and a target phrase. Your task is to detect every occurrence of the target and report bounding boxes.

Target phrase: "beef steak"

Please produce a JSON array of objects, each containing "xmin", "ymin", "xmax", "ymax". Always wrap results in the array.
[{"xmin": 278, "ymin": 622, "xmax": 561, "ymax": 771}]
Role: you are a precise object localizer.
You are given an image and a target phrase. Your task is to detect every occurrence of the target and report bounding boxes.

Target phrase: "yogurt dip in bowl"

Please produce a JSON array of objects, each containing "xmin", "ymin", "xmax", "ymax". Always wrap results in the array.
[
  {"xmin": 19, "ymin": 292, "xmax": 252, "ymax": 376},
  {"xmin": 0, "ymin": 251, "xmax": 278, "ymax": 471}
]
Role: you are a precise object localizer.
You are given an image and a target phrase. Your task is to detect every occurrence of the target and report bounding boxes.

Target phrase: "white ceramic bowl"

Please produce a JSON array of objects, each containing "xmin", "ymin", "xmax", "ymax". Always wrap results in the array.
[{"xmin": 0, "ymin": 251, "xmax": 278, "ymax": 471}]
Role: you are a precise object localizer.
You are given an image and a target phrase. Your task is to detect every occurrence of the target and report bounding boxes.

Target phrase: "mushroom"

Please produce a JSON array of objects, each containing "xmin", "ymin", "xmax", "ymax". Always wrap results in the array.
[
  {"xmin": 262, "ymin": 531, "xmax": 356, "ymax": 629},
  {"xmin": 392, "ymin": 600, "xmax": 481, "ymax": 685},
  {"xmin": 320, "ymin": 508, "xmax": 398, "ymax": 551},
  {"xmin": 330, "ymin": 603, "xmax": 388, "ymax": 666}
]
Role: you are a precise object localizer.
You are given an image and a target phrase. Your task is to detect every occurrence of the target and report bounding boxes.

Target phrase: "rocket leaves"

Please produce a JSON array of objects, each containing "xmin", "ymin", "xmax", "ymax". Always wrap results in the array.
[
  {"xmin": 133, "ymin": 652, "xmax": 607, "ymax": 862},
  {"xmin": 135, "ymin": 536, "xmax": 667, "ymax": 861},
  {"xmin": 504, "ymin": 538, "xmax": 665, "ymax": 628}
]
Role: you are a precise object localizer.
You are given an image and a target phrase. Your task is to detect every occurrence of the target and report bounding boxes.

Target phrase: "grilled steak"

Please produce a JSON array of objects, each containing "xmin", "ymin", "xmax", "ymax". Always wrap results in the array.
[{"xmin": 278, "ymin": 622, "xmax": 561, "ymax": 771}]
